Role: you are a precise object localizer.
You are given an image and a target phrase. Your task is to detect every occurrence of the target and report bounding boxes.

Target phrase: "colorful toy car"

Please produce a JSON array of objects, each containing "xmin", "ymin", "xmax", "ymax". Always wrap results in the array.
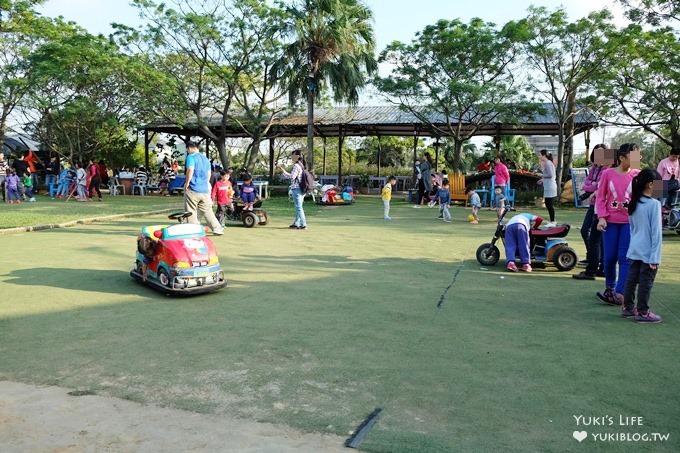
[{"xmin": 130, "ymin": 212, "xmax": 226, "ymax": 295}]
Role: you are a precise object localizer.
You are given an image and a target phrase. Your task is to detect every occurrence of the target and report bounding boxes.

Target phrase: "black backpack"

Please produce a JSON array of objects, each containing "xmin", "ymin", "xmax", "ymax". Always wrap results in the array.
[{"xmin": 297, "ymin": 162, "xmax": 315, "ymax": 194}]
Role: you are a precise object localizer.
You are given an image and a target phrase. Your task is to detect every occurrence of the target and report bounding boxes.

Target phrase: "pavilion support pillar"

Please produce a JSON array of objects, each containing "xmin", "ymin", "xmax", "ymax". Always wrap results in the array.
[
  {"xmin": 144, "ymin": 129, "xmax": 152, "ymax": 170},
  {"xmin": 584, "ymin": 129, "xmax": 591, "ymax": 162},
  {"xmin": 269, "ymin": 138, "xmax": 275, "ymax": 181},
  {"xmin": 412, "ymin": 128, "xmax": 420, "ymax": 185},
  {"xmin": 322, "ymin": 137, "xmax": 327, "ymax": 175},
  {"xmin": 338, "ymin": 125, "xmax": 344, "ymax": 181}
]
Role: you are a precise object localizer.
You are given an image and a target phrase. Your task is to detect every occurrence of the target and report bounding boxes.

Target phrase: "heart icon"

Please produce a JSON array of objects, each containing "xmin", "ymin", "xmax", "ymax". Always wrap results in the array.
[{"xmin": 573, "ymin": 430, "xmax": 588, "ymax": 442}]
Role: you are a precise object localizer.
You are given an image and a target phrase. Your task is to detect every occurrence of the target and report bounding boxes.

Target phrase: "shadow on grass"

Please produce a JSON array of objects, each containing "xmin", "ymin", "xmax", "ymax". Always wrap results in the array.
[{"xmin": 4, "ymin": 267, "xmax": 141, "ymax": 296}]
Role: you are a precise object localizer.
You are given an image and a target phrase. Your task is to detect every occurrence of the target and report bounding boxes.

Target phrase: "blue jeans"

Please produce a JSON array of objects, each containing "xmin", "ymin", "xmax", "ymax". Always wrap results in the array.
[
  {"xmin": 291, "ymin": 187, "xmax": 307, "ymax": 227},
  {"xmin": 602, "ymin": 222, "xmax": 631, "ymax": 294}
]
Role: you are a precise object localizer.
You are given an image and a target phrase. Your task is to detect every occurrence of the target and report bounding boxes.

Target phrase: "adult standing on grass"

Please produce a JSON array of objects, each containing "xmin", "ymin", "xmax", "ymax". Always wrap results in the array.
[
  {"xmin": 415, "ymin": 152, "xmax": 433, "ymax": 207},
  {"xmin": 87, "ymin": 158, "xmax": 102, "ymax": 202},
  {"xmin": 573, "ymin": 144, "xmax": 607, "ymax": 280},
  {"xmin": 595, "ymin": 143, "xmax": 640, "ymax": 306},
  {"xmin": 621, "ymin": 168, "xmax": 663, "ymax": 323},
  {"xmin": 537, "ymin": 150, "xmax": 557, "ymax": 227},
  {"xmin": 0, "ymin": 152, "xmax": 8, "ymax": 202},
  {"xmin": 493, "ymin": 155, "xmax": 510, "ymax": 194},
  {"xmin": 183, "ymin": 141, "xmax": 224, "ymax": 235},
  {"xmin": 277, "ymin": 149, "xmax": 308, "ymax": 230},
  {"xmin": 656, "ymin": 147, "xmax": 679, "ymax": 207}
]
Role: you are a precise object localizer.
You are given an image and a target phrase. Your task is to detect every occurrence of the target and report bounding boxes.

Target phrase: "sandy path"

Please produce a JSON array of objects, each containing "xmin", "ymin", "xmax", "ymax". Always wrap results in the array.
[{"xmin": 0, "ymin": 381, "xmax": 348, "ymax": 452}]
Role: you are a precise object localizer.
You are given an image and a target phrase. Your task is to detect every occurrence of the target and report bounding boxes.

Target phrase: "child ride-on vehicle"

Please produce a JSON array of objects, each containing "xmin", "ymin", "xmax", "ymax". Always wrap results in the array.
[
  {"xmin": 476, "ymin": 206, "xmax": 578, "ymax": 271},
  {"xmin": 219, "ymin": 199, "xmax": 268, "ymax": 228},
  {"xmin": 130, "ymin": 212, "xmax": 227, "ymax": 295}
]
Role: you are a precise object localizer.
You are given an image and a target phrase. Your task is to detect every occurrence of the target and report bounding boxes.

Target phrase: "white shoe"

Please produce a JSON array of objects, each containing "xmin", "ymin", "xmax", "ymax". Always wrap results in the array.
[
  {"xmin": 545, "ymin": 222, "xmax": 556, "ymax": 228},
  {"xmin": 413, "ymin": 205, "xmax": 421, "ymax": 208},
  {"xmin": 29, "ymin": 197, "xmax": 36, "ymax": 202}
]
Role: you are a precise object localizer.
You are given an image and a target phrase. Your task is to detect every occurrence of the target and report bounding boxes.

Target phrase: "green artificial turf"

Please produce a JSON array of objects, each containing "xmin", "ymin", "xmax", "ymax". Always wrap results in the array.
[{"xmin": 1, "ymin": 195, "xmax": 679, "ymax": 452}]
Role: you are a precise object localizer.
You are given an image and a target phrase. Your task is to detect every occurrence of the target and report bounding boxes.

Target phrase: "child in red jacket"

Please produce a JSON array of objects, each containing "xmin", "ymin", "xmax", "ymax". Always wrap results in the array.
[{"xmin": 211, "ymin": 170, "xmax": 233, "ymax": 226}]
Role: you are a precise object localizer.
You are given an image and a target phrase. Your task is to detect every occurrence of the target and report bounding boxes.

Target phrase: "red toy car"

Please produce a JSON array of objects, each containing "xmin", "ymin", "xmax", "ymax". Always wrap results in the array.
[{"xmin": 130, "ymin": 212, "xmax": 227, "ymax": 295}]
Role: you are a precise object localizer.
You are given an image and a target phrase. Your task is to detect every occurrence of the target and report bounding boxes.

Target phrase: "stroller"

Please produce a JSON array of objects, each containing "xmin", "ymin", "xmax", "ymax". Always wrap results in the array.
[{"xmin": 476, "ymin": 206, "xmax": 578, "ymax": 271}]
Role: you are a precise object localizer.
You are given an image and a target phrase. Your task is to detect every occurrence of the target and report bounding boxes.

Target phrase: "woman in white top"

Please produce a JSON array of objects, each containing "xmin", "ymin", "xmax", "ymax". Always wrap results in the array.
[{"xmin": 538, "ymin": 150, "xmax": 557, "ymax": 227}]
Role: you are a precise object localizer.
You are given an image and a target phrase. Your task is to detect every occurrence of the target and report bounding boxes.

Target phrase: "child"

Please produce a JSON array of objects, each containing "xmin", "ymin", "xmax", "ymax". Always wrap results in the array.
[
  {"xmin": 75, "ymin": 161, "xmax": 88, "ymax": 200},
  {"xmin": 5, "ymin": 169, "xmax": 20, "ymax": 204},
  {"xmin": 56, "ymin": 168, "xmax": 76, "ymax": 198},
  {"xmin": 621, "ymin": 169, "xmax": 663, "ymax": 323},
  {"xmin": 381, "ymin": 175, "xmax": 397, "ymax": 221},
  {"xmin": 431, "ymin": 179, "xmax": 452, "ymax": 222},
  {"xmin": 136, "ymin": 234, "xmax": 157, "ymax": 282},
  {"xmin": 212, "ymin": 170, "xmax": 234, "ymax": 226},
  {"xmin": 23, "ymin": 169, "xmax": 36, "ymax": 202},
  {"xmin": 240, "ymin": 173, "xmax": 257, "ymax": 211},
  {"xmin": 504, "ymin": 212, "xmax": 543, "ymax": 272},
  {"xmin": 466, "ymin": 187, "xmax": 481, "ymax": 224},
  {"xmin": 494, "ymin": 186, "xmax": 507, "ymax": 219},
  {"xmin": 595, "ymin": 143, "xmax": 640, "ymax": 305}
]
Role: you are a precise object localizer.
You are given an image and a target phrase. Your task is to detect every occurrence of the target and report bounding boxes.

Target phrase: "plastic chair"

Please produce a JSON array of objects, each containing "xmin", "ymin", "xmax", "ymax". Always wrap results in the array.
[
  {"xmin": 109, "ymin": 177, "xmax": 125, "ymax": 196},
  {"xmin": 132, "ymin": 174, "xmax": 148, "ymax": 196}
]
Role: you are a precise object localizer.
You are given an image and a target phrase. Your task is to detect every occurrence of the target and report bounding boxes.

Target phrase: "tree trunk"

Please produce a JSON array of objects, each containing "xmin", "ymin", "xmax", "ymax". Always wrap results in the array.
[
  {"xmin": 246, "ymin": 136, "xmax": 262, "ymax": 172},
  {"xmin": 563, "ymin": 90, "xmax": 577, "ymax": 183},
  {"xmin": 556, "ymin": 124, "xmax": 565, "ymax": 197},
  {"xmin": 306, "ymin": 72, "xmax": 315, "ymax": 172}
]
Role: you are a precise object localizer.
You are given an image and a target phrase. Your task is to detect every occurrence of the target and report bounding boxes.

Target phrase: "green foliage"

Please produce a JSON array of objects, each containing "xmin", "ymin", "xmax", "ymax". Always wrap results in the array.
[{"xmin": 375, "ymin": 18, "xmax": 527, "ymax": 171}]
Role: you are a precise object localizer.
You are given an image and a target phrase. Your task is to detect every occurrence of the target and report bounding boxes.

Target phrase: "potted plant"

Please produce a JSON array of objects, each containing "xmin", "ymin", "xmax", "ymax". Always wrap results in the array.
[{"xmin": 358, "ymin": 174, "xmax": 370, "ymax": 195}]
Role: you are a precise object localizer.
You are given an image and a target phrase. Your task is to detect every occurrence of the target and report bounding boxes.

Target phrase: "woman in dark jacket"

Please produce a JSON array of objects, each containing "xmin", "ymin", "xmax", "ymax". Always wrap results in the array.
[{"xmin": 415, "ymin": 152, "xmax": 433, "ymax": 207}]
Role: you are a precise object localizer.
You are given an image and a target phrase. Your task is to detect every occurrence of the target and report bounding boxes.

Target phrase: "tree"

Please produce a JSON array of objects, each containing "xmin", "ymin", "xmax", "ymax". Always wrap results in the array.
[
  {"xmin": 0, "ymin": 0, "xmax": 49, "ymax": 142},
  {"xmin": 22, "ymin": 30, "xmax": 142, "ymax": 165},
  {"xmin": 357, "ymin": 136, "xmax": 411, "ymax": 168},
  {"xmin": 375, "ymin": 18, "xmax": 528, "ymax": 173},
  {"xmin": 117, "ymin": 0, "xmax": 286, "ymax": 171},
  {"xmin": 616, "ymin": 0, "xmax": 679, "ymax": 25},
  {"xmin": 482, "ymin": 136, "xmax": 538, "ymax": 171},
  {"xmin": 517, "ymin": 7, "xmax": 616, "ymax": 188},
  {"xmin": 595, "ymin": 25, "xmax": 680, "ymax": 150},
  {"xmin": 272, "ymin": 0, "xmax": 378, "ymax": 171}
]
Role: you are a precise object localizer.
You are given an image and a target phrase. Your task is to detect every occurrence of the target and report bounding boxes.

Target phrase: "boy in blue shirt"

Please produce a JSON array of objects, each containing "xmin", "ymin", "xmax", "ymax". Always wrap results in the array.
[{"xmin": 431, "ymin": 179, "xmax": 452, "ymax": 222}]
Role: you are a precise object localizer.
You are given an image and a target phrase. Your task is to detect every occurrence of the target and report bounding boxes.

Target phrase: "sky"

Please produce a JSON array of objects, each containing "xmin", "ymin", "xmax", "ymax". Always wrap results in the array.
[{"xmin": 34, "ymin": 0, "xmax": 627, "ymax": 152}]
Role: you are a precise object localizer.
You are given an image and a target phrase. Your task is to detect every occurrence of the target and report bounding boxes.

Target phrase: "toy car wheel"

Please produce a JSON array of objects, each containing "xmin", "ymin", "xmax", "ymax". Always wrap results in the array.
[
  {"xmin": 158, "ymin": 268, "xmax": 171, "ymax": 287},
  {"xmin": 553, "ymin": 247, "xmax": 577, "ymax": 271},
  {"xmin": 476, "ymin": 243, "xmax": 500, "ymax": 266},
  {"xmin": 243, "ymin": 212, "xmax": 258, "ymax": 228}
]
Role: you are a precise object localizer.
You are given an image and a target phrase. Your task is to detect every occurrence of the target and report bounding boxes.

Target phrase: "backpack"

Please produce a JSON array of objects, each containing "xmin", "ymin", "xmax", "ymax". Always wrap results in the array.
[{"xmin": 297, "ymin": 162, "xmax": 315, "ymax": 194}]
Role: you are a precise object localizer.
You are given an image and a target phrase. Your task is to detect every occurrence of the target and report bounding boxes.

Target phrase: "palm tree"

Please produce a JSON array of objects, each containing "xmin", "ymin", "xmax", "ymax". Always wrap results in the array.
[{"xmin": 272, "ymin": 0, "xmax": 377, "ymax": 171}]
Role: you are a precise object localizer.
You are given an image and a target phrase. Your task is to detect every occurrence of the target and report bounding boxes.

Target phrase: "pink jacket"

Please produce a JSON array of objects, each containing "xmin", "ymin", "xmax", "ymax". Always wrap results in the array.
[
  {"xmin": 656, "ymin": 157, "xmax": 679, "ymax": 181},
  {"xmin": 581, "ymin": 164, "xmax": 605, "ymax": 199},
  {"xmin": 494, "ymin": 162, "xmax": 510, "ymax": 186},
  {"xmin": 596, "ymin": 167, "xmax": 640, "ymax": 224}
]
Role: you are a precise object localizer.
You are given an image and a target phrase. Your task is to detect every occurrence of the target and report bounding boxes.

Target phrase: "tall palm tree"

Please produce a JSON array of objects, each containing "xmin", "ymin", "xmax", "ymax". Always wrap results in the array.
[{"xmin": 272, "ymin": 0, "xmax": 377, "ymax": 171}]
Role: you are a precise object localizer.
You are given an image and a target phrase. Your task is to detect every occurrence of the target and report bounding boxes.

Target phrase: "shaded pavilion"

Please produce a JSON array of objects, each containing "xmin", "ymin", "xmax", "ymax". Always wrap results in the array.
[{"xmin": 140, "ymin": 104, "xmax": 599, "ymax": 180}]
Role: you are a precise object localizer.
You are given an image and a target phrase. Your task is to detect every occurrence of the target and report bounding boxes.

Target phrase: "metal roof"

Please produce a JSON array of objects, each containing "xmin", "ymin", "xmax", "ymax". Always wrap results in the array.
[{"xmin": 142, "ymin": 104, "xmax": 598, "ymax": 139}]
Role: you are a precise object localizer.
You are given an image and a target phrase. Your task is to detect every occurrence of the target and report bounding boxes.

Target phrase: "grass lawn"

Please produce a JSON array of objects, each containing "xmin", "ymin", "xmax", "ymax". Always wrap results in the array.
[{"xmin": 1, "ymin": 194, "xmax": 679, "ymax": 452}]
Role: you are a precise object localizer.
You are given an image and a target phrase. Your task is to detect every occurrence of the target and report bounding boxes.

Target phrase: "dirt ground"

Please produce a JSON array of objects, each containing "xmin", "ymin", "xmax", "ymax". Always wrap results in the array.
[{"xmin": 0, "ymin": 381, "xmax": 348, "ymax": 452}]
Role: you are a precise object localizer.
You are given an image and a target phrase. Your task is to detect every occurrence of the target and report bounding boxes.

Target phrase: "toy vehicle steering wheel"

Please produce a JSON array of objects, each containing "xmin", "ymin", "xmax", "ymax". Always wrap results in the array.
[{"xmin": 168, "ymin": 211, "xmax": 192, "ymax": 223}]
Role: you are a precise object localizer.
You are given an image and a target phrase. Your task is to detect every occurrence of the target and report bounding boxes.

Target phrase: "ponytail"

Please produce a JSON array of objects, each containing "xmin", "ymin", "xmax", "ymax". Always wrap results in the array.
[{"xmin": 628, "ymin": 168, "xmax": 660, "ymax": 215}]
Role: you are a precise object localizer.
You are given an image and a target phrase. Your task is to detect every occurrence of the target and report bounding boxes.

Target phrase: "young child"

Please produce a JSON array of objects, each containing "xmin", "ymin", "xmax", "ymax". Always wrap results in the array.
[
  {"xmin": 431, "ymin": 179, "xmax": 452, "ymax": 222},
  {"xmin": 494, "ymin": 186, "xmax": 507, "ymax": 219},
  {"xmin": 212, "ymin": 170, "xmax": 234, "ymax": 226},
  {"xmin": 137, "ymin": 234, "xmax": 157, "ymax": 282},
  {"xmin": 240, "ymin": 173, "xmax": 257, "ymax": 211},
  {"xmin": 23, "ymin": 169, "xmax": 36, "ymax": 202},
  {"xmin": 621, "ymin": 169, "xmax": 663, "ymax": 323},
  {"xmin": 381, "ymin": 175, "xmax": 397, "ymax": 221},
  {"xmin": 504, "ymin": 212, "xmax": 543, "ymax": 272},
  {"xmin": 75, "ymin": 161, "xmax": 88, "ymax": 200},
  {"xmin": 466, "ymin": 187, "xmax": 481, "ymax": 224},
  {"xmin": 5, "ymin": 169, "xmax": 20, "ymax": 204}
]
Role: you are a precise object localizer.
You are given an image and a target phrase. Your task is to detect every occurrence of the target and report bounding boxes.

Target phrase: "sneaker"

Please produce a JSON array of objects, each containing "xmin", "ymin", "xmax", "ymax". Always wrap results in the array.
[
  {"xmin": 635, "ymin": 311, "xmax": 662, "ymax": 323},
  {"xmin": 384, "ymin": 217, "xmax": 391, "ymax": 221},
  {"xmin": 507, "ymin": 262, "xmax": 518, "ymax": 272},
  {"xmin": 596, "ymin": 288, "xmax": 623, "ymax": 306},
  {"xmin": 289, "ymin": 224, "xmax": 299, "ymax": 229},
  {"xmin": 212, "ymin": 228, "xmax": 224, "ymax": 236},
  {"xmin": 572, "ymin": 271, "xmax": 595, "ymax": 281},
  {"xmin": 298, "ymin": 225, "xmax": 307, "ymax": 230},
  {"xmin": 545, "ymin": 222, "xmax": 557, "ymax": 228},
  {"xmin": 443, "ymin": 219, "xmax": 451, "ymax": 223},
  {"xmin": 521, "ymin": 264, "xmax": 532, "ymax": 272},
  {"xmin": 413, "ymin": 205, "xmax": 421, "ymax": 208},
  {"xmin": 29, "ymin": 197, "xmax": 36, "ymax": 202},
  {"xmin": 621, "ymin": 307, "xmax": 638, "ymax": 318},
  {"xmin": 470, "ymin": 220, "xmax": 479, "ymax": 224}
]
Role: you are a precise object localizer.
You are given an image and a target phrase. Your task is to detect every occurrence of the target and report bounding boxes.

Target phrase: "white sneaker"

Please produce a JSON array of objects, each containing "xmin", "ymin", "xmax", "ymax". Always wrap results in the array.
[
  {"xmin": 545, "ymin": 222, "xmax": 556, "ymax": 228},
  {"xmin": 29, "ymin": 197, "xmax": 36, "ymax": 202},
  {"xmin": 413, "ymin": 205, "xmax": 421, "ymax": 208}
]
